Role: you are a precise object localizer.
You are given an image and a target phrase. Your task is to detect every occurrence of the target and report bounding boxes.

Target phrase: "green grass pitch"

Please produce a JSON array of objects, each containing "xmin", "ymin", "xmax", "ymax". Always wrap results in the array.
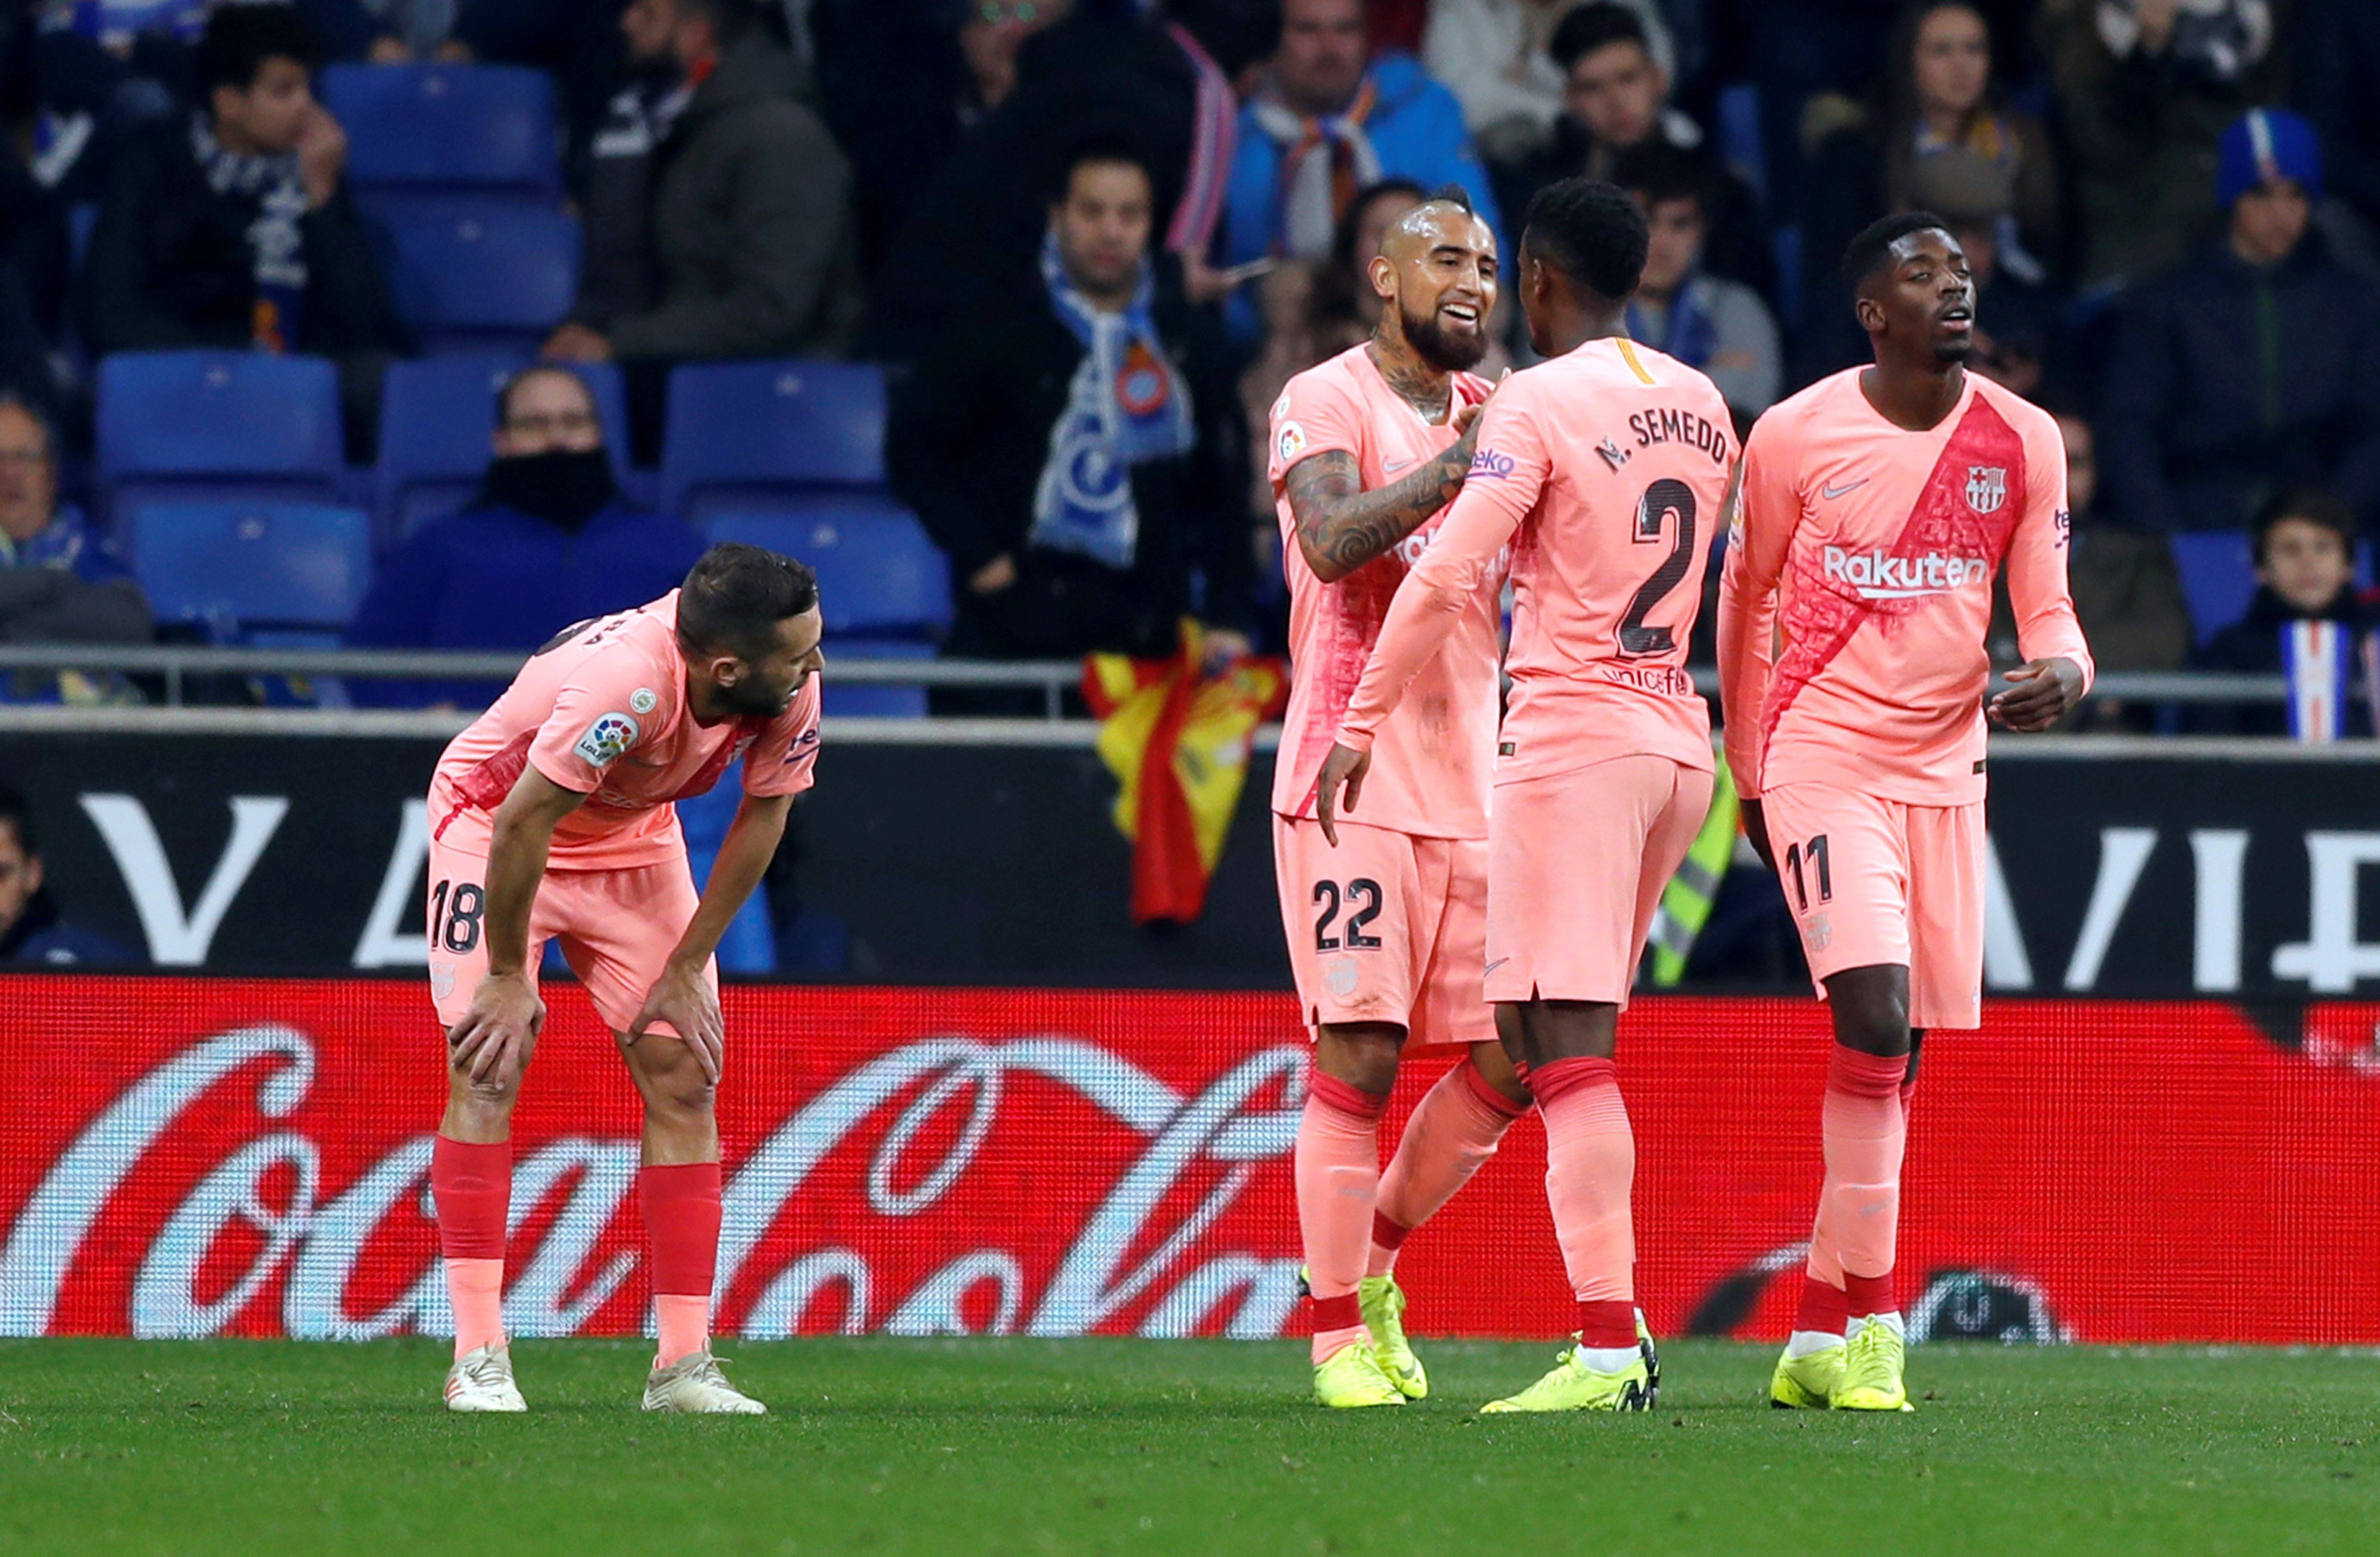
[{"xmin": 3, "ymin": 1339, "xmax": 2376, "ymax": 1555}]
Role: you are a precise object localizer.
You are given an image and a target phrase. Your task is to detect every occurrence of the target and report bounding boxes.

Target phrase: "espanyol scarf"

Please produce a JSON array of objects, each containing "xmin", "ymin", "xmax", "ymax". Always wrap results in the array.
[
  {"xmin": 1029, "ymin": 234, "xmax": 1196, "ymax": 571},
  {"xmin": 2281, "ymin": 619, "xmax": 2351, "ymax": 743},
  {"xmin": 1626, "ymin": 274, "xmax": 1717, "ymax": 369},
  {"xmin": 1248, "ymin": 76, "xmax": 1380, "ymax": 261},
  {"xmin": 190, "ymin": 115, "xmax": 307, "ymax": 353}
]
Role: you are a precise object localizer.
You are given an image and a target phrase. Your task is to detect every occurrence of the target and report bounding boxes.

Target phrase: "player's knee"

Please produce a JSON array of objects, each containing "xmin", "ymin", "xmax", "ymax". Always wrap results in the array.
[
  {"xmin": 1314, "ymin": 1023, "xmax": 1402, "ymax": 1095},
  {"xmin": 1824, "ymin": 968, "xmax": 1912, "ymax": 1055},
  {"xmin": 640, "ymin": 1044, "xmax": 716, "ymax": 1117}
]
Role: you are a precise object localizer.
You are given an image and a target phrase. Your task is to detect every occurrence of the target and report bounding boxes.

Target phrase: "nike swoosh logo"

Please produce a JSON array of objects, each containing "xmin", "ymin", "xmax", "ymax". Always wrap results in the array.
[
  {"xmin": 1385, "ymin": 458, "xmax": 1415, "ymax": 472},
  {"xmin": 1820, "ymin": 478, "xmax": 1870, "ymax": 499},
  {"xmin": 1483, "ymin": 957, "xmax": 1510, "ymax": 976}
]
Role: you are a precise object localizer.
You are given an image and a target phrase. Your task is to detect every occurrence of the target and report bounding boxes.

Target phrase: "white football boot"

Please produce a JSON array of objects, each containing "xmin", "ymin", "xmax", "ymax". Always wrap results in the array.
[
  {"xmin": 444, "ymin": 1340, "xmax": 528, "ymax": 1413},
  {"xmin": 641, "ymin": 1351, "xmax": 767, "ymax": 1415}
]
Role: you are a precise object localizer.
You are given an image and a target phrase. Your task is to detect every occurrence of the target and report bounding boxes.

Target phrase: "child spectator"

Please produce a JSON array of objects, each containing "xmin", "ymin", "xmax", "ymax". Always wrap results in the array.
[{"xmin": 2193, "ymin": 487, "xmax": 2378, "ymax": 735}]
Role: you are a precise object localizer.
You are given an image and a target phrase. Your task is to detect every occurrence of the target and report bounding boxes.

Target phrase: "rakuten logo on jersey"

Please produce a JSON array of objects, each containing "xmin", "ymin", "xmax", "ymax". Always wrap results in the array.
[{"xmin": 1821, "ymin": 546, "xmax": 1991, "ymax": 600}]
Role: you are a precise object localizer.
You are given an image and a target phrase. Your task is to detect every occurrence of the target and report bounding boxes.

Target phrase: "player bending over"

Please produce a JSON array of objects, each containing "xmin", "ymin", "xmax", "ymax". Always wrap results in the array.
[
  {"xmin": 1268, "ymin": 187, "xmax": 1530, "ymax": 1409},
  {"xmin": 1718, "ymin": 213, "xmax": 2090, "ymax": 1412},
  {"xmin": 1319, "ymin": 178, "xmax": 1737, "ymax": 1413},
  {"xmin": 424, "ymin": 543, "xmax": 826, "ymax": 1414}
]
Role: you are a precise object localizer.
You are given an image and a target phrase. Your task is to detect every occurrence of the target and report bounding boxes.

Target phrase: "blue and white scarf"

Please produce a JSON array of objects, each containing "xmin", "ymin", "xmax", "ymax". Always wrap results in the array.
[
  {"xmin": 191, "ymin": 114, "xmax": 308, "ymax": 353},
  {"xmin": 1029, "ymin": 234, "xmax": 1197, "ymax": 571},
  {"xmin": 2282, "ymin": 619, "xmax": 2352, "ymax": 743},
  {"xmin": 1627, "ymin": 274, "xmax": 1717, "ymax": 369}
]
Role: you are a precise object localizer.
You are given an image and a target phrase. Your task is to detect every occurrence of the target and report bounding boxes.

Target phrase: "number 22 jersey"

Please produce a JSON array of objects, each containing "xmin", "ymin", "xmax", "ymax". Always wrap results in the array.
[{"xmin": 1337, "ymin": 337, "xmax": 1734, "ymax": 784}]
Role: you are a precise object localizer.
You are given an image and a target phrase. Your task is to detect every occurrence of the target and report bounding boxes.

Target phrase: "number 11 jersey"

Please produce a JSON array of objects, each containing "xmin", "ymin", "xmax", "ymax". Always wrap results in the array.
[{"xmin": 1338, "ymin": 337, "xmax": 1734, "ymax": 785}]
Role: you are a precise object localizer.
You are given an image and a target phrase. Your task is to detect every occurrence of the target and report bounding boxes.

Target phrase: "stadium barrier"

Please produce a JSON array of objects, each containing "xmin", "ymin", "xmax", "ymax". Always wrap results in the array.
[
  {"xmin": 5, "ymin": 713, "xmax": 2380, "ymax": 997},
  {"xmin": 4, "ymin": 977, "xmax": 2375, "ymax": 1346}
]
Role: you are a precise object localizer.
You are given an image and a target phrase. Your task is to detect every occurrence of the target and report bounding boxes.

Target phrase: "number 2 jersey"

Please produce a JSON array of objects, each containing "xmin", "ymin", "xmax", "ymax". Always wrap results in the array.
[
  {"xmin": 1336, "ymin": 337, "xmax": 1733, "ymax": 784},
  {"xmin": 1268, "ymin": 344, "xmax": 1501, "ymax": 838},
  {"xmin": 1718, "ymin": 369, "xmax": 2094, "ymax": 807},
  {"xmin": 429, "ymin": 590, "xmax": 822, "ymax": 869}
]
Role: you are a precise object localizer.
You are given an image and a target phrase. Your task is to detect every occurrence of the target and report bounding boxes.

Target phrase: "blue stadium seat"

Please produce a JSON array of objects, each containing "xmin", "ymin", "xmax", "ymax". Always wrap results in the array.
[
  {"xmin": 675, "ymin": 760, "xmax": 777, "ymax": 973},
  {"xmin": 818, "ymin": 637, "xmax": 933, "ymax": 718},
  {"xmin": 376, "ymin": 355, "xmax": 630, "ymax": 541},
  {"xmin": 2171, "ymin": 530, "xmax": 2376, "ymax": 645},
  {"xmin": 365, "ymin": 196, "xmax": 580, "ymax": 354},
  {"xmin": 98, "ymin": 352, "xmax": 345, "ymax": 530},
  {"xmin": 130, "ymin": 501, "xmax": 372, "ymax": 638},
  {"xmin": 322, "ymin": 64, "xmax": 560, "ymax": 196},
  {"xmin": 1714, "ymin": 83, "xmax": 1765, "ymax": 201},
  {"xmin": 662, "ymin": 361, "xmax": 888, "ymax": 520},
  {"xmin": 703, "ymin": 505, "xmax": 953, "ymax": 637}
]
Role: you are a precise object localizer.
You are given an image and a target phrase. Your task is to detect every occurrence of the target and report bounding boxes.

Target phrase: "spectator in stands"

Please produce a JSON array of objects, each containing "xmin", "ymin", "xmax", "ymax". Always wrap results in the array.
[
  {"xmin": 1421, "ymin": 0, "xmax": 1679, "ymax": 166},
  {"xmin": 1909, "ymin": 151, "xmax": 2063, "ymax": 400},
  {"xmin": 885, "ymin": 136, "xmax": 1253, "ymax": 679},
  {"xmin": 0, "ymin": 394, "xmax": 152, "ymax": 689},
  {"xmin": 2192, "ymin": 488, "xmax": 2378, "ymax": 735},
  {"xmin": 2041, "ymin": 0, "xmax": 2279, "ymax": 288},
  {"xmin": 2101, "ymin": 110, "xmax": 2380, "ymax": 538},
  {"xmin": 546, "ymin": 0, "xmax": 860, "ymax": 453},
  {"xmin": 0, "ymin": 784, "xmax": 140, "ymax": 966},
  {"xmin": 1614, "ymin": 142, "xmax": 1777, "ymax": 426},
  {"xmin": 1490, "ymin": 3, "xmax": 1768, "ymax": 301},
  {"xmin": 77, "ymin": 4, "xmax": 409, "ymax": 455},
  {"xmin": 345, "ymin": 366, "xmax": 704, "ymax": 709},
  {"xmin": 1988, "ymin": 403, "xmax": 2188, "ymax": 725},
  {"xmin": 1800, "ymin": 2, "xmax": 2056, "ymax": 376},
  {"xmin": 1222, "ymin": 0, "xmax": 1502, "ymax": 290}
]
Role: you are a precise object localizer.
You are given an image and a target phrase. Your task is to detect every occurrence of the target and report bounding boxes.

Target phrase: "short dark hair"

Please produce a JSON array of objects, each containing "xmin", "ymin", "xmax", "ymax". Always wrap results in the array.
[
  {"xmin": 2254, "ymin": 487, "xmax": 2357, "ymax": 566},
  {"xmin": 1050, "ymin": 130, "xmax": 1155, "ymax": 206},
  {"xmin": 1523, "ymin": 177, "xmax": 1650, "ymax": 302},
  {"xmin": 1550, "ymin": 2, "xmax": 1651, "ymax": 74},
  {"xmin": 0, "ymin": 783, "xmax": 35, "ymax": 857},
  {"xmin": 195, "ymin": 4, "xmax": 320, "ymax": 97},
  {"xmin": 1609, "ymin": 141, "xmax": 1708, "ymax": 217},
  {"xmin": 677, "ymin": 543, "xmax": 820, "ymax": 660},
  {"xmin": 1423, "ymin": 182, "xmax": 1474, "ymax": 215},
  {"xmin": 493, "ymin": 366, "xmax": 597, "ymax": 431},
  {"xmin": 1842, "ymin": 210, "xmax": 1952, "ymax": 297}
]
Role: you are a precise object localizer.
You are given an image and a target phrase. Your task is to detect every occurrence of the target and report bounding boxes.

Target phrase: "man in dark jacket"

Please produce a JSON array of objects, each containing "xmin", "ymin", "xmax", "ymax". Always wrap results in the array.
[
  {"xmin": 2102, "ymin": 109, "xmax": 2380, "ymax": 537},
  {"xmin": 885, "ymin": 136, "xmax": 1254, "ymax": 677},
  {"xmin": 0, "ymin": 394, "xmax": 151, "ymax": 701},
  {"xmin": 345, "ymin": 365, "xmax": 705, "ymax": 709},
  {"xmin": 76, "ymin": 5, "xmax": 409, "ymax": 453},
  {"xmin": 543, "ymin": 0, "xmax": 859, "ymax": 384},
  {"xmin": 0, "ymin": 784, "xmax": 140, "ymax": 966},
  {"xmin": 2193, "ymin": 487, "xmax": 2378, "ymax": 736}
]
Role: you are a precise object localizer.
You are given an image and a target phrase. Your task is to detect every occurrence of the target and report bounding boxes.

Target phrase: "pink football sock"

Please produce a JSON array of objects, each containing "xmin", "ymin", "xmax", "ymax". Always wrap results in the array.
[
  {"xmin": 432, "ymin": 1135, "xmax": 510, "ymax": 1359},
  {"xmin": 1812, "ymin": 1047, "xmax": 1908, "ymax": 1316},
  {"xmin": 1297, "ymin": 1073, "xmax": 1387, "ymax": 1364},
  {"xmin": 640, "ymin": 1161, "xmax": 723, "ymax": 1367},
  {"xmin": 1533, "ymin": 1057, "xmax": 1637, "ymax": 1346},
  {"xmin": 1366, "ymin": 1061, "xmax": 1528, "ymax": 1277}
]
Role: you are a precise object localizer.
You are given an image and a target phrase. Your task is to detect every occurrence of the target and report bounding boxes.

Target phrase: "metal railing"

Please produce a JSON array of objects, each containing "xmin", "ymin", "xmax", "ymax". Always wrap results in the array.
[{"xmin": 0, "ymin": 644, "xmax": 2303, "ymax": 720}]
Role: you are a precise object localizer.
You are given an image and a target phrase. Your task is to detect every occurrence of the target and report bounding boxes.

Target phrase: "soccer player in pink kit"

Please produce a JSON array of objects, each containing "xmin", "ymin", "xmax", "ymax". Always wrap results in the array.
[
  {"xmin": 1317, "ymin": 178, "xmax": 1737, "ymax": 1413},
  {"xmin": 1269, "ymin": 189, "xmax": 1532, "ymax": 1409},
  {"xmin": 1720, "ymin": 214, "xmax": 2090, "ymax": 1413},
  {"xmin": 425, "ymin": 544, "xmax": 825, "ymax": 1414}
]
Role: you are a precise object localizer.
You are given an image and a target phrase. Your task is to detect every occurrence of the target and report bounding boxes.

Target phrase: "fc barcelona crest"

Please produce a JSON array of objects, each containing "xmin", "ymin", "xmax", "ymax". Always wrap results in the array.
[{"xmin": 1965, "ymin": 465, "xmax": 2007, "ymax": 514}]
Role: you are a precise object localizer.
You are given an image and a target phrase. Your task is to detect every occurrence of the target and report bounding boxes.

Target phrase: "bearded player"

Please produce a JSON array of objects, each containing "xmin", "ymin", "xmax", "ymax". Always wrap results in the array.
[
  {"xmin": 1317, "ymin": 178, "xmax": 1733, "ymax": 1412},
  {"xmin": 1268, "ymin": 187, "xmax": 1529, "ymax": 1409},
  {"xmin": 425, "ymin": 543, "xmax": 824, "ymax": 1414},
  {"xmin": 1719, "ymin": 213, "xmax": 2090, "ymax": 1413}
]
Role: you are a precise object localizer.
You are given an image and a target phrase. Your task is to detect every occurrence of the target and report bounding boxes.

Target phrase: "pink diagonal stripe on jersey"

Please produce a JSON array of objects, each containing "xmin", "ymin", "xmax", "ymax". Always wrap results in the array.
[{"xmin": 1759, "ymin": 394, "xmax": 2028, "ymax": 763}]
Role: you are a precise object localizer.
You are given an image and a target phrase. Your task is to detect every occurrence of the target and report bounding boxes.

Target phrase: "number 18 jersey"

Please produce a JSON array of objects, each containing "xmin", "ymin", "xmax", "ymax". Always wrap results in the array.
[{"xmin": 1337, "ymin": 337, "xmax": 1734, "ymax": 785}]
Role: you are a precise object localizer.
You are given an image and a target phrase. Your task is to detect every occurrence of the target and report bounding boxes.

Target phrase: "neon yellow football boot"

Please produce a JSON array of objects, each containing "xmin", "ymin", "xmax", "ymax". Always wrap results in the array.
[
  {"xmin": 1769, "ymin": 1340, "xmax": 1846, "ymax": 1409},
  {"xmin": 1358, "ymin": 1274, "xmax": 1427, "ymax": 1400},
  {"xmin": 1313, "ymin": 1340, "xmax": 1405, "ymax": 1408},
  {"xmin": 1831, "ymin": 1321, "xmax": 1915, "ymax": 1412},
  {"xmin": 1479, "ymin": 1341, "xmax": 1653, "ymax": 1414}
]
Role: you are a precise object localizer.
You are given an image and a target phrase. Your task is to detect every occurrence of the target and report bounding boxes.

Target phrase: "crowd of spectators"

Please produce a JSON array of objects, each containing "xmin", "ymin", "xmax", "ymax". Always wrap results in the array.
[{"xmin": 4, "ymin": 0, "xmax": 2379, "ymax": 723}]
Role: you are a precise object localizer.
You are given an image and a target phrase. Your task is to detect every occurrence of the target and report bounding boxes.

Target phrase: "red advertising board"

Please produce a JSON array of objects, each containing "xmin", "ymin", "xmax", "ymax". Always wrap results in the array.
[{"xmin": 2, "ymin": 978, "xmax": 2376, "ymax": 1345}]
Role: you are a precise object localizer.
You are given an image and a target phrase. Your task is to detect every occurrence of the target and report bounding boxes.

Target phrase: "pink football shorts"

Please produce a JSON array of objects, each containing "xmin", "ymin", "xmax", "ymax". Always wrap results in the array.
[
  {"xmin": 1756, "ymin": 782, "xmax": 1986, "ymax": 1031},
  {"xmin": 1273, "ymin": 813, "xmax": 1495, "ymax": 1051},
  {"xmin": 425, "ymin": 832, "xmax": 716, "ymax": 1037},
  {"xmin": 1485, "ymin": 754, "xmax": 1712, "ymax": 1005}
]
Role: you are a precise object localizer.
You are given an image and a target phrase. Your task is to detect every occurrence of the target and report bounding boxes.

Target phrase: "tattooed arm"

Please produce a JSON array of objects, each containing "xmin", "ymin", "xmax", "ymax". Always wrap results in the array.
[{"xmin": 1282, "ymin": 411, "xmax": 1482, "ymax": 584}]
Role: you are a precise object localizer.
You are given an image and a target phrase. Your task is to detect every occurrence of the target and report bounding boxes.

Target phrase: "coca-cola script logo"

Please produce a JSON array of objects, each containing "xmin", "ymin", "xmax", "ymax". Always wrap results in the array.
[{"xmin": 0, "ymin": 1021, "xmax": 1310, "ymax": 1340}]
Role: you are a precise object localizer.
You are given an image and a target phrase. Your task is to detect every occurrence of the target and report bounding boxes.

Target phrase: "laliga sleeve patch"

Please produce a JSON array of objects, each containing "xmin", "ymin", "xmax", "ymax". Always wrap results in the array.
[
  {"xmin": 573, "ymin": 711, "xmax": 641, "ymax": 767},
  {"xmin": 1276, "ymin": 420, "xmax": 1308, "ymax": 466}
]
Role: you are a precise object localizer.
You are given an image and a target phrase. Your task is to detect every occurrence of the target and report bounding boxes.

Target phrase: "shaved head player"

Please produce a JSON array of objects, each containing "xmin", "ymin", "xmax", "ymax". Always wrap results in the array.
[
  {"xmin": 1719, "ymin": 214, "xmax": 2090, "ymax": 1412},
  {"xmin": 426, "ymin": 544, "xmax": 826, "ymax": 1415},
  {"xmin": 1266, "ymin": 187, "xmax": 1524, "ymax": 1409},
  {"xmin": 1317, "ymin": 178, "xmax": 1736, "ymax": 1413}
]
